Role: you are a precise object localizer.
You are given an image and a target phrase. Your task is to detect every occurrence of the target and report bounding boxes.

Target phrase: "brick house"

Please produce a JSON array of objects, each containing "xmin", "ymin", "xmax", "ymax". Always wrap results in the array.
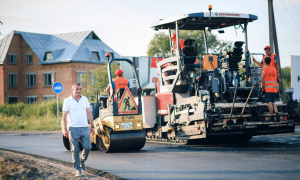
[{"xmin": 0, "ymin": 30, "xmax": 120, "ymax": 104}]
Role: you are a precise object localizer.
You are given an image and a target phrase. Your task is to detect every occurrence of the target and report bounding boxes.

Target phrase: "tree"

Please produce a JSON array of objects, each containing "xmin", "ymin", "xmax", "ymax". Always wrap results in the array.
[
  {"xmin": 147, "ymin": 30, "xmax": 232, "ymax": 56},
  {"xmin": 281, "ymin": 66, "xmax": 291, "ymax": 100},
  {"xmin": 80, "ymin": 61, "xmax": 119, "ymax": 102}
]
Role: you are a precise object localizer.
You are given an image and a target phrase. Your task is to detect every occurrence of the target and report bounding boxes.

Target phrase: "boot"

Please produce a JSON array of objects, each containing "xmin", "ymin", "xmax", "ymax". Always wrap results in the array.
[{"xmin": 276, "ymin": 113, "xmax": 280, "ymax": 122}]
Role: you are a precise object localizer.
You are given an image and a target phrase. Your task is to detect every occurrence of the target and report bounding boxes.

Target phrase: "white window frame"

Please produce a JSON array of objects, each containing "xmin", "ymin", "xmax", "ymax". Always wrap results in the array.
[
  {"xmin": 43, "ymin": 95, "xmax": 55, "ymax": 101},
  {"xmin": 26, "ymin": 73, "xmax": 36, "ymax": 87},
  {"xmin": 44, "ymin": 52, "xmax": 54, "ymax": 61},
  {"xmin": 8, "ymin": 53, "xmax": 17, "ymax": 64},
  {"xmin": 26, "ymin": 53, "xmax": 33, "ymax": 63},
  {"xmin": 26, "ymin": 96, "xmax": 37, "ymax": 104},
  {"xmin": 77, "ymin": 71, "xmax": 88, "ymax": 84},
  {"xmin": 43, "ymin": 71, "xmax": 55, "ymax": 86},
  {"xmin": 8, "ymin": 73, "xmax": 17, "ymax": 87}
]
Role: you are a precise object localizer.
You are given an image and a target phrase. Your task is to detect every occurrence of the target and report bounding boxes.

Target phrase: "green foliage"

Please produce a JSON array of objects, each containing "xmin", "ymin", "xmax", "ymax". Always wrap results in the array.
[
  {"xmin": 80, "ymin": 61, "xmax": 119, "ymax": 102},
  {"xmin": 0, "ymin": 100, "xmax": 62, "ymax": 131},
  {"xmin": 147, "ymin": 32, "xmax": 170, "ymax": 57},
  {"xmin": 281, "ymin": 67, "xmax": 291, "ymax": 100},
  {"xmin": 147, "ymin": 30, "xmax": 232, "ymax": 56}
]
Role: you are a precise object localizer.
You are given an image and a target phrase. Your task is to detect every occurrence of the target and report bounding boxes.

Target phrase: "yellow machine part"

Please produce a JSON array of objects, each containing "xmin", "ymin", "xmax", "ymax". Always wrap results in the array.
[
  {"xmin": 93, "ymin": 115, "xmax": 145, "ymax": 152},
  {"xmin": 202, "ymin": 55, "xmax": 218, "ymax": 71},
  {"xmin": 96, "ymin": 115, "xmax": 143, "ymax": 132}
]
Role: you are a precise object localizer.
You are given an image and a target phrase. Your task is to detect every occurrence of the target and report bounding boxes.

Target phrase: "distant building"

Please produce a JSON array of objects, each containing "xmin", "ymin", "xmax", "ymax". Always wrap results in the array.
[{"xmin": 0, "ymin": 30, "xmax": 120, "ymax": 104}]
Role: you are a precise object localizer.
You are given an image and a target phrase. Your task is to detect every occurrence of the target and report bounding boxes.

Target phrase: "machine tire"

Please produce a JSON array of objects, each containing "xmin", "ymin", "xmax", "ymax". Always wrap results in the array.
[
  {"xmin": 95, "ymin": 127, "xmax": 146, "ymax": 153},
  {"xmin": 63, "ymin": 135, "xmax": 70, "ymax": 150},
  {"xmin": 63, "ymin": 135, "xmax": 84, "ymax": 151}
]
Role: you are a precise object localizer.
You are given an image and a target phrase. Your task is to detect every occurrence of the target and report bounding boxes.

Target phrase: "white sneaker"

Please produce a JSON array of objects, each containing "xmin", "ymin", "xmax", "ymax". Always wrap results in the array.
[{"xmin": 75, "ymin": 169, "xmax": 81, "ymax": 177}]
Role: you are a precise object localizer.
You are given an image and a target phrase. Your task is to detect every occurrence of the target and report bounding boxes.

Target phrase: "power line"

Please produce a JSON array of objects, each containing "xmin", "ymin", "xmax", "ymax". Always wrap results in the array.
[
  {"xmin": 289, "ymin": 0, "xmax": 300, "ymax": 14},
  {"xmin": 0, "ymin": 15, "xmax": 153, "ymax": 34},
  {"xmin": 280, "ymin": 0, "xmax": 300, "ymax": 30},
  {"xmin": 273, "ymin": 5, "xmax": 300, "ymax": 41}
]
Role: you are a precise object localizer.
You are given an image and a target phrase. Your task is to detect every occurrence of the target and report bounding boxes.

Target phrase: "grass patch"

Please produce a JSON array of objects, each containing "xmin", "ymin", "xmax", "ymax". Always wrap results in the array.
[{"xmin": 0, "ymin": 101, "xmax": 63, "ymax": 131}]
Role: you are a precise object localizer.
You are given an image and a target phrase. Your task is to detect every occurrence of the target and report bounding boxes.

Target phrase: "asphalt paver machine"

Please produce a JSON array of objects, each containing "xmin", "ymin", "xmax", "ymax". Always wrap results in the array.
[{"xmin": 142, "ymin": 6, "xmax": 296, "ymax": 143}]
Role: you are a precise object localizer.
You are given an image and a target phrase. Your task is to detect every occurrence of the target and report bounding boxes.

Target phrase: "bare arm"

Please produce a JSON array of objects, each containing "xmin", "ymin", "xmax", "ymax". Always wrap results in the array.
[
  {"xmin": 253, "ymin": 57, "xmax": 263, "ymax": 66},
  {"xmin": 62, "ymin": 110, "xmax": 69, "ymax": 138},
  {"xmin": 275, "ymin": 63, "xmax": 280, "ymax": 77},
  {"xmin": 106, "ymin": 85, "xmax": 110, "ymax": 93},
  {"xmin": 86, "ymin": 108, "xmax": 95, "ymax": 135}
]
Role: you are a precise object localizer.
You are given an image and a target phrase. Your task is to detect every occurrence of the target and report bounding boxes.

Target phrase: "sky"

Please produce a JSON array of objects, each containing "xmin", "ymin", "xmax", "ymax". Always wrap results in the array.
[{"xmin": 0, "ymin": 0, "xmax": 299, "ymax": 68}]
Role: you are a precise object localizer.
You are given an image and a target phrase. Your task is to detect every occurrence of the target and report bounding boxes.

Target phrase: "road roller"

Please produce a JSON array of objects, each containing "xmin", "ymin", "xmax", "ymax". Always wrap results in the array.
[{"xmin": 92, "ymin": 57, "xmax": 146, "ymax": 152}]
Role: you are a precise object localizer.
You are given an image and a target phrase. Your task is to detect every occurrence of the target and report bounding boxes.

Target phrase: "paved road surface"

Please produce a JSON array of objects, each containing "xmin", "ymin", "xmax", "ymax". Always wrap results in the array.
[{"xmin": 0, "ymin": 129, "xmax": 299, "ymax": 180}]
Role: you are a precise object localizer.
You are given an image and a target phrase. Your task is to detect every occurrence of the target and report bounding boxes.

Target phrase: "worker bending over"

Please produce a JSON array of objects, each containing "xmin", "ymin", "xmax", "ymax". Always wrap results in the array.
[
  {"xmin": 106, "ymin": 69, "xmax": 129, "ymax": 102},
  {"xmin": 261, "ymin": 57, "xmax": 281, "ymax": 122},
  {"xmin": 170, "ymin": 34, "xmax": 186, "ymax": 53}
]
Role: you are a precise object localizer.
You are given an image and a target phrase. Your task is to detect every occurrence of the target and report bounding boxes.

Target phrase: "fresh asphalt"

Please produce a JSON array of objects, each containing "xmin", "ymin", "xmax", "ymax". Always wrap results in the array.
[{"xmin": 0, "ymin": 128, "xmax": 299, "ymax": 180}]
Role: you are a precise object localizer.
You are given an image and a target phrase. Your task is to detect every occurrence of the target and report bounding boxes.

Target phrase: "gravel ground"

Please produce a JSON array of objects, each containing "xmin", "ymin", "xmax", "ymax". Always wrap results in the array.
[{"xmin": 0, "ymin": 143, "xmax": 124, "ymax": 180}]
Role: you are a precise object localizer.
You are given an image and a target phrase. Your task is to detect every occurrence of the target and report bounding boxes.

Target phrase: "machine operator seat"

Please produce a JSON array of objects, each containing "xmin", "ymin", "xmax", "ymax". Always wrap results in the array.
[
  {"xmin": 182, "ymin": 39, "xmax": 197, "ymax": 70},
  {"xmin": 117, "ymin": 88, "xmax": 125, "ymax": 102},
  {"xmin": 99, "ymin": 95, "xmax": 108, "ymax": 109}
]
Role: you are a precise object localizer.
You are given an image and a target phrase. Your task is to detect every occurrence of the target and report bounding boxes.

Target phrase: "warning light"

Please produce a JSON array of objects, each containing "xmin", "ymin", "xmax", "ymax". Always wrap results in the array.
[
  {"xmin": 284, "ymin": 117, "xmax": 287, "ymax": 121},
  {"xmin": 221, "ymin": 23, "xmax": 226, "ymax": 26},
  {"xmin": 105, "ymin": 52, "xmax": 110, "ymax": 57},
  {"xmin": 208, "ymin": 5, "xmax": 212, "ymax": 10}
]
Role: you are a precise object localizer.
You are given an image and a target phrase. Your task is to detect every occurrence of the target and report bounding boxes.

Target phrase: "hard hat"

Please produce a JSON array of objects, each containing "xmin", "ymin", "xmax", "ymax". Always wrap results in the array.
[
  {"xmin": 115, "ymin": 69, "xmax": 123, "ymax": 76},
  {"xmin": 264, "ymin": 46, "xmax": 271, "ymax": 50},
  {"xmin": 170, "ymin": 34, "xmax": 176, "ymax": 39}
]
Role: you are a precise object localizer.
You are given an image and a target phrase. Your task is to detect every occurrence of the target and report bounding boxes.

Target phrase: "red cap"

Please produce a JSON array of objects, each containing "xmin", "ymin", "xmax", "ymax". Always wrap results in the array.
[
  {"xmin": 115, "ymin": 69, "xmax": 123, "ymax": 76},
  {"xmin": 264, "ymin": 46, "xmax": 271, "ymax": 50},
  {"xmin": 170, "ymin": 34, "xmax": 176, "ymax": 39}
]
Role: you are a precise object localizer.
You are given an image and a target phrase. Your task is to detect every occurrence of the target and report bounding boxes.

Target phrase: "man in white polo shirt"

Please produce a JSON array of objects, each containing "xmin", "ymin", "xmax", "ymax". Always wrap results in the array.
[{"xmin": 62, "ymin": 82, "xmax": 95, "ymax": 177}]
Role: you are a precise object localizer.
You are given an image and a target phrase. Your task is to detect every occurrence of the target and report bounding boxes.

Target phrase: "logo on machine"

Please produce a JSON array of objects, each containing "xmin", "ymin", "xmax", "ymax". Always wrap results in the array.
[
  {"xmin": 118, "ymin": 87, "xmax": 138, "ymax": 114},
  {"xmin": 219, "ymin": 13, "xmax": 240, "ymax": 17},
  {"xmin": 215, "ymin": 13, "xmax": 218, "ymax": 16}
]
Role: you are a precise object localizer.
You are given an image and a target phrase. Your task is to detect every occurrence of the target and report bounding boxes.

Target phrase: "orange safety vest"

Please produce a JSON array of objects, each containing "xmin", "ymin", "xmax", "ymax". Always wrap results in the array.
[
  {"xmin": 263, "ymin": 54, "xmax": 277, "ymax": 68},
  {"xmin": 175, "ymin": 39, "xmax": 187, "ymax": 52},
  {"xmin": 113, "ymin": 77, "xmax": 129, "ymax": 100},
  {"xmin": 264, "ymin": 66, "xmax": 277, "ymax": 93}
]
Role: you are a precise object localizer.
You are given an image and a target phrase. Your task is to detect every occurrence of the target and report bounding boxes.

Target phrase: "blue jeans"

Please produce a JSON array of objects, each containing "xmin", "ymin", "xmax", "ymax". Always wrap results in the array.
[{"xmin": 68, "ymin": 127, "xmax": 92, "ymax": 170}]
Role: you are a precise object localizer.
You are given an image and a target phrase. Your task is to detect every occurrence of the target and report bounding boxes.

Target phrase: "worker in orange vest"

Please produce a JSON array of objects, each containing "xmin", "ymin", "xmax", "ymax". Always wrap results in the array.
[
  {"xmin": 261, "ymin": 57, "xmax": 281, "ymax": 122},
  {"xmin": 170, "ymin": 34, "xmax": 186, "ymax": 53},
  {"xmin": 253, "ymin": 46, "xmax": 280, "ymax": 75},
  {"xmin": 106, "ymin": 69, "xmax": 129, "ymax": 102}
]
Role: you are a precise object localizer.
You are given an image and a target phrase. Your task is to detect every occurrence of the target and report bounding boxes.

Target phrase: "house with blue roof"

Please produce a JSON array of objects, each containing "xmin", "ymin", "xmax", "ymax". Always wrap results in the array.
[{"xmin": 0, "ymin": 30, "xmax": 120, "ymax": 104}]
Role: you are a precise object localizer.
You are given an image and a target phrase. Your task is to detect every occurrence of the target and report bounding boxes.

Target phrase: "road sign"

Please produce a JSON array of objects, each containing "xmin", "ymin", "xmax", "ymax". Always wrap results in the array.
[
  {"xmin": 291, "ymin": 56, "xmax": 300, "ymax": 100},
  {"xmin": 52, "ymin": 82, "xmax": 63, "ymax": 127},
  {"xmin": 118, "ymin": 87, "xmax": 138, "ymax": 114},
  {"xmin": 52, "ymin": 82, "xmax": 63, "ymax": 94}
]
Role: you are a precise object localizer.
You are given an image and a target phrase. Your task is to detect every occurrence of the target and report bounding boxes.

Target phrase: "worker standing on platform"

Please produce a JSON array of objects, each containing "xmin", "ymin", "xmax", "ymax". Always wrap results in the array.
[
  {"xmin": 253, "ymin": 46, "xmax": 280, "ymax": 76},
  {"xmin": 261, "ymin": 57, "xmax": 281, "ymax": 122}
]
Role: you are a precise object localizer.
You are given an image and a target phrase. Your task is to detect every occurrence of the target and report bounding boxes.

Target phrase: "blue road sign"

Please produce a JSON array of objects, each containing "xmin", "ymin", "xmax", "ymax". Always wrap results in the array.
[{"xmin": 52, "ymin": 82, "xmax": 63, "ymax": 94}]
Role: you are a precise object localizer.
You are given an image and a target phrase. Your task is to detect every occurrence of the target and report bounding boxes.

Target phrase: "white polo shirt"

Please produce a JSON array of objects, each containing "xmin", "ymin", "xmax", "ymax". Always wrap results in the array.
[{"xmin": 62, "ymin": 95, "xmax": 90, "ymax": 127}]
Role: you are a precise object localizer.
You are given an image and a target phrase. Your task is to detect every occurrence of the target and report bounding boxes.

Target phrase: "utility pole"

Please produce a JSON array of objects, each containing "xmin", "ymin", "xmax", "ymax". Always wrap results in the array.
[{"xmin": 268, "ymin": 0, "xmax": 284, "ymax": 101}]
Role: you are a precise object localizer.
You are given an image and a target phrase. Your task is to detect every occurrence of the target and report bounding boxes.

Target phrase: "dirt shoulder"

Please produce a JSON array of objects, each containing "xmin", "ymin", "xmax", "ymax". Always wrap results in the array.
[{"xmin": 0, "ymin": 148, "xmax": 124, "ymax": 180}]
